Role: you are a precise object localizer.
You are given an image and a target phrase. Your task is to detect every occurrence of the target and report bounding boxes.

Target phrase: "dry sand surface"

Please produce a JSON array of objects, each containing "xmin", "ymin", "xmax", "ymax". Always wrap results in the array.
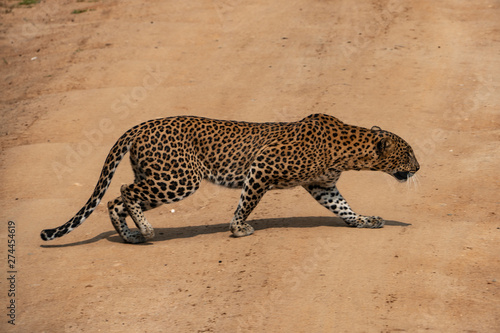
[{"xmin": 1, "ymin": 0, "xmax": 499, "ymax": 332}]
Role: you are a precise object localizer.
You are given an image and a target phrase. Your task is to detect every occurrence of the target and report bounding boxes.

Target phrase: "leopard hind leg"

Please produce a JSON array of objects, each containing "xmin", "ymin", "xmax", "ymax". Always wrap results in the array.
[
  {"xmin": 108, "ymin": 197, "xmax": 161, "ymax": 244},
  {"xmin": 115, "ymin": 175, "xmax": 201, "ymax": 243},
  {"xmin": 107, "ymin": 156, "xmax": 162, "ymax": 243}
]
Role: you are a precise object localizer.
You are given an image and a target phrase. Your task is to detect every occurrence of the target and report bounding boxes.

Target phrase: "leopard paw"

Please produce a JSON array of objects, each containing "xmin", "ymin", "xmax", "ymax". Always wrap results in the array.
[
  {"xmin": 345, "ymin": 216, "xmax": 385, "ymax": 228},
  {"xmin": 122, "ymin": 230, "xmax": 148, "ymax": 244},
  {"xmin": 230, "ymin": 223, "xmax": 255, "ymax": 237},
  {"xmin": 357, "ymin": 216, "xmax": 384, "ymax": 228}
]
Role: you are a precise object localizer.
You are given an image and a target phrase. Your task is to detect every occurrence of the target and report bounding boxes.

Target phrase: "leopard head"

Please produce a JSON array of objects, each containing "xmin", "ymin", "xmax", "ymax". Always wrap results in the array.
[{"xmin": 369, "ymin": 126, "xmax": 420, "ymax": 182}]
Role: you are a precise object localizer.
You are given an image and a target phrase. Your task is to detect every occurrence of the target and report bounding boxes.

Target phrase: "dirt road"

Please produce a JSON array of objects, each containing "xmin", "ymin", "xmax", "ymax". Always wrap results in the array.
[{"xmin": 1, "ymin": 0, "xmax": 499, "ymax": 332}]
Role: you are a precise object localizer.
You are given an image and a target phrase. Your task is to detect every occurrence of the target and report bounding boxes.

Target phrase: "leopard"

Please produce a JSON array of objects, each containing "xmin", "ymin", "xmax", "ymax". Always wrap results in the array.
[{"xmin": 41, "ymin": 113, "xmax": 419, "ymax": 244}]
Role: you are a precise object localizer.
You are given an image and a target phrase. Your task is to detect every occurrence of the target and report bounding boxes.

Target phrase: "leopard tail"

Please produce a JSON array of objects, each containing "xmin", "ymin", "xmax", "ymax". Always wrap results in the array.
[{"xmin": 40, "ymin": 125, "xmax": 140, "ymax": 241}]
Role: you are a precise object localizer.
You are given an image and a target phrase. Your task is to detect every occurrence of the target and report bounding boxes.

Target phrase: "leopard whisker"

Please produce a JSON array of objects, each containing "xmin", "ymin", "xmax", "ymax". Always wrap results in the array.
[{"xmin": 408, "ymin": 173, "xmax": 420, "ymax": 190}]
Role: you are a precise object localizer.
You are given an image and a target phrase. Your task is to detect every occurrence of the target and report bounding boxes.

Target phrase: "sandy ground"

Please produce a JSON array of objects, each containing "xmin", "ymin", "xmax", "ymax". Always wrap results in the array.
[{"xmin": 1, "ymin": 0, "xmax": 499, "ymax": 332}]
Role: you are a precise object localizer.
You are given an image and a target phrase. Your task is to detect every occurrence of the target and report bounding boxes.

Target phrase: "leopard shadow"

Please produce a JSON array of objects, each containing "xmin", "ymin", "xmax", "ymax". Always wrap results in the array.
[{"xmin": 41, "ymin": 217, "xmax": 410, "ymax": 247}]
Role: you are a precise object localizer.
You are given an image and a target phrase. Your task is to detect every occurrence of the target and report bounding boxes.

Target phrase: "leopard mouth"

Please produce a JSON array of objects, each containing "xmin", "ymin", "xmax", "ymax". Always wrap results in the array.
[{"xmin": 393, "ymin": 171, "xmax": 413, "ymax": 181}]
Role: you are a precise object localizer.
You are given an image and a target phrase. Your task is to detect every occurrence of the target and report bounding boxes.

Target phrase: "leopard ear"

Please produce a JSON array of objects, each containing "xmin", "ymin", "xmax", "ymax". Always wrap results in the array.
[
  {"xmin": 371, "ymin": 126, "xmax": 382, "ymax": 132},
  {"xmin": 376, "ymin": 137, "xmax": 395, "ymax": 156}
]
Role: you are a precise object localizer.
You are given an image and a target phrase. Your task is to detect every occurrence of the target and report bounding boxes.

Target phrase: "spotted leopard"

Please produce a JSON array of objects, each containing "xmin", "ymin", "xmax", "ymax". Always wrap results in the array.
[{"xmin": 41, "ymin": 113, "xmax": 419, "ymax": 243}]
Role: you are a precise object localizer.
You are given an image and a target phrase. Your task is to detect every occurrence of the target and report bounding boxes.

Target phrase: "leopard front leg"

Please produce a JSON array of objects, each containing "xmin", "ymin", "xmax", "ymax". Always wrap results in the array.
[
  {"xmin": 304, "ymin": 184, "xmax": 385, "ymax": 228},
  {"xmin": 229, "ymin": 195, "xmax": 258, "ymax": 237},
  {"xmin": 230, "ymin": 173, "xmax": 269, "ymax": 237}
]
